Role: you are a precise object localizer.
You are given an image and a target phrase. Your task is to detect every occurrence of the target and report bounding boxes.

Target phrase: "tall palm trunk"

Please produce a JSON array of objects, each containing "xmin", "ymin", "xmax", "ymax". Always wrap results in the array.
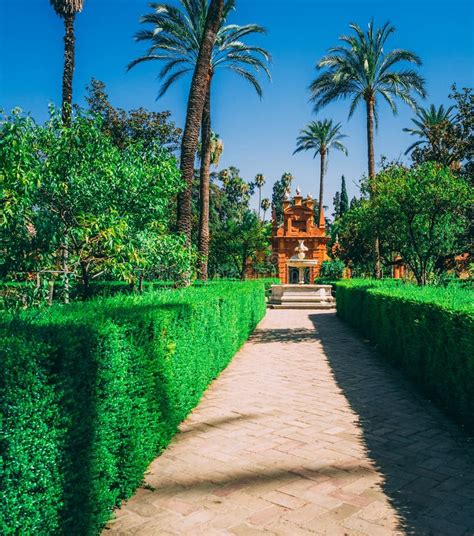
[
  {"xmin": 198, "ymin": 79, "xmax": 212, "ymax": 280},
  {"xmin": 258, "ymin": 187, "xmax": 262, "ymax": 219},
  {"xmin": 60, "ymin": 13, "xmax": 77, "ymax": 303},
  {"xmin": 62, "ymin": 14, "xmax": 75, "ymax": 126},
  {"xmin": 177, "ymin": 0, "xmax": 224, "ymax": 242},
  {"xmin": 318, "ymin": 147, "xmax": 326, "ymax": 223},
  {"xmin": 365, "ymin": 95, "xmax": 381, "ymax": 279},
  {"xmin": 366, "ymin": 97, "xmax": 376, "ymax": 182}
]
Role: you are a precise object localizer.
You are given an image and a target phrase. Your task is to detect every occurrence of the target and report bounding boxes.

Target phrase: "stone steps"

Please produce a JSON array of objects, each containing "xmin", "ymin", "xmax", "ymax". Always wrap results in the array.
[
  {"xmin": 268, "ymin": 302, "xmax": 335, "ymax": 309},
  {"xmin": 268, "ymin": 284, "xmax": 336, "ymax": 310}
]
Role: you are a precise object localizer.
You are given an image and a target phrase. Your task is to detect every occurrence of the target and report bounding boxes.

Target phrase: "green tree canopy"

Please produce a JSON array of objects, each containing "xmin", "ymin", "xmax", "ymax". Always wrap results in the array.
[{"xmin": 0, "ymin": 109, "xmax": 185, "ymax": 293}]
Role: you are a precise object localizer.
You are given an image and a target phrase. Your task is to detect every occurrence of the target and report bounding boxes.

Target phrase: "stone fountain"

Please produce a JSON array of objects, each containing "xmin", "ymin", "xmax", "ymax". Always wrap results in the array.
[{"xmin": 268, "ymin": 239, "xmax": 335, "ymax": 309}]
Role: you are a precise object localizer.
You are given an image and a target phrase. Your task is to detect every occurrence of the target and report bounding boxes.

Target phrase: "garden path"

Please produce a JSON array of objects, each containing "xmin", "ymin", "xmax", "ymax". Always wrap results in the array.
[{"xmin": 105, "ymin": 310, "xmax": 474, "ymax": 535}]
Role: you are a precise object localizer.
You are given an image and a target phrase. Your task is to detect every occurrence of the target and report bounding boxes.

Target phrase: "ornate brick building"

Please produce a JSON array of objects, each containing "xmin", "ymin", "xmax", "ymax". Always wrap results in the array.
[{"xmin": 272, "ymin": 190, "xmax": 330, "ymax": 284}]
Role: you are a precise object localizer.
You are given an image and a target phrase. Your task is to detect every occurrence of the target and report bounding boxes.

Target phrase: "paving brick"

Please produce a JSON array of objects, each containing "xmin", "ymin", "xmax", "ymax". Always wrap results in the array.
[{"xmin": 103, "ymin": 310, "xmax": 474, "ymax": 536}]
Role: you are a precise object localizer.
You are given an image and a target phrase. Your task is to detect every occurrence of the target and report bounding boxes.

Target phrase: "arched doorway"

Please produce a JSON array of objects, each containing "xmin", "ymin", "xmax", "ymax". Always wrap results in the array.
[{"xmin": 288, "ymin": 267, "xmax": 310, "ymax": 284}]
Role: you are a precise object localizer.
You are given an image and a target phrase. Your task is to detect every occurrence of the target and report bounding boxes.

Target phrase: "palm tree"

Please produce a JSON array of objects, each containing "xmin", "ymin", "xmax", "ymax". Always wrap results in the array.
[
  {"xmin": 261, "ymin": 198, "xmax": 271, "ymax": 221},
  {"xmin": 309, "ymin": 21, "xmax": 425, "ymax": 277},
  {"xmin": 281, "ymin": 172, "xmax": 294, "ymax": 193},
  {"xmin": 49, "ymin": 0, "xmax": 84, "ymax": 302},
  {"xmin": 129, "ymin": 0, "xmax": 270, "ymax": 279},
  {"xmin": 49, "ymin": 0, "xmax": 84, "ymax": 125},
  {"xmin": 198, "ymin": 130, "xmax": 222, "ymax": 278},
  {"xmin": 254, "ymin": 174, "xmax": 266, "ymax": 218},
  {"xmin": 293, "ymin": 120, "xmax": 348, "ymax": 220},
  {"xmin": 403, "ymin": 103, "xmax": 455, "ymax": 155}
]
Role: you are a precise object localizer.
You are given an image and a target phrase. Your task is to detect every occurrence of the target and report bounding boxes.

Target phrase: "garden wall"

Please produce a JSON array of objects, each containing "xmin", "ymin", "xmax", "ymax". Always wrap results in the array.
[
  {"xmin": 336, "ymin": 280, "xmax": 474, "ymax": 431},
  {"xmin": 0, "ymin": 281, "xmax": 266, "ymax": 535}
]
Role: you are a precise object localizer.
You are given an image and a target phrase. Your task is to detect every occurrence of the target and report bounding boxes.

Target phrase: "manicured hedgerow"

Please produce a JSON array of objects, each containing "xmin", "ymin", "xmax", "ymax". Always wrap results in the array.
[
  {"xmin": 336, "ymin": 279, "xmax": 474, "ymax": 430},
  {"xmin": 0, "ymin": 281, "xmax": 266, "ymax": 535}
]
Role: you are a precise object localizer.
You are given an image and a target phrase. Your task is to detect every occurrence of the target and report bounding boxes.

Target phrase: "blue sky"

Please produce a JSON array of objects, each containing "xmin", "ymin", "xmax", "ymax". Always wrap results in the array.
[{"xmin": 1, "ymin": 0, "xmax": 473, "ymax": 213}]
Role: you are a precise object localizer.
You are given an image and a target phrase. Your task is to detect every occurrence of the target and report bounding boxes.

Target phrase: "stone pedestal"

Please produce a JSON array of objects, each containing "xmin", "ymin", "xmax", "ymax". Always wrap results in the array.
[{"xmin": 268, "ymin": 284, "xmax": 335, "ymax": 309}]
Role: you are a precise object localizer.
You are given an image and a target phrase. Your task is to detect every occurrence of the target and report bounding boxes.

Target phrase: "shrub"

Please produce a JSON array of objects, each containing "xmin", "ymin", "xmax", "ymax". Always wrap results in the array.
[
  {"xmin": 0, "ymin": 281, "xmax": 266, "ymax": 535},
  {"xmin": 336, "ymin": 279, "xmax": 474, "ymax": 430},
  {"xmin": 318, "ymin": 260, "xmax": 345, "ymax": 280}
]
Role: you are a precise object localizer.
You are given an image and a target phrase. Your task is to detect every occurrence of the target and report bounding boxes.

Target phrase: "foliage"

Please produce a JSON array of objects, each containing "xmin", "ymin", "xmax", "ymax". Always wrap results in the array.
[
  {"xmin": 207, "ymin": 168, "xmax": 270, "ymax": 278},
  {"xmin": 85, "ymin": 78, "xmax": 182, "ymax": 152},
  {"xmin": 339, "ymin": 175, "xmax": 349, "ymax": 215},
  {"xmin": 271, "ymin": 172, "xmax": 294, "ymax": 225},
  {"xmin": 372, "ymin": 162, "xmax": 471, "ymax": 285},
  {"xmin": 319, "ymin": 260, "xmax": 345, "ymax": 280},
  {"xmin": 260, "ymin": 197, "xmax": 271, "ymax": 220},
  {"xmin": 332, "ymin": 175, "xmax": 349, "ymax": 219},
  {"xmin": 0, "ymin": 109, "xmax": 185, "ymax": 294},
  {"xmin": 294, "ymin": 119, "xmax": 348, "ymax": 215},
  {"xmin": 333, "ymin": 163, "xmax": 472, "ymax": 282},
  {"xmin": 409, "ymin": 86, "xmax": 473, "ymax": 177},
  {"xmin": 310, "ymin": 20, "xmax": 425, "ymax": 126},
  {"xmin": 332, "ymin": 198, "xmax": 376, "ymax": 276},
  {"xmin": 0, "ymin": 110, "xmax": 42, "ymax": 276},
  {"xmin": 294, "ymin": 120, "xmax": 347, "ymax": 159},
  {"xmin": 336, "ymin": 279, "xmax": 474, "ymax": 430},
  {"xmin": 0, "ymin": 281, "xmax": 266, "ymax": 535},
  {"xmin": 128, "ymin": 0, "xmax": 271, "ymax": 98},
  {"xmin": 403, "ymin": 103, "xmax": 455, "ymax": 159}
]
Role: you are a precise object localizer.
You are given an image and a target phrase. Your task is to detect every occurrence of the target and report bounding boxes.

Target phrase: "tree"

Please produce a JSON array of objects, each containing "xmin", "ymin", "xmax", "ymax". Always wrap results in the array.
[
  {"xmin": 197, "ymin": 131, "xmax": 223, "ymax": 278},
  {"xmin": 205, "ymin": 166, "xmax": 268, "ymax": 278},
  {"xmin": 0, "ymin": 110, "xmax": 184, "ymax": 296},
  {"xmin": 332, "ymin": 191, "xmax": 341, "ymax": 220},
  {"xmin": 403, "ymin": 104, "xmax": 455, "ymax": 158},
  {"xmin": 49, "ymin": 0, "xmax": 84, "ymax": 125},
  {"xmin": 373, "ymin": 162, "xmax": 471, "ymax": 285},
  {"xmin": 408, "ymin": 87, "xmax": 474, "ymax": 177},
  {"xmin": 271, "ymin": 172, "xmax": 294, "ymax": 225},
  {"xmin": 340, "ymin": 175, "xmax": 349, "ymax": 215},
  {"xmin": 261, "ymin": 198, "xmax": 271, "ymax": 221},
  {"xmin": 255, "ymin": 174, "xmax": 266, "ymax": 219},
  {"xmin": 85, "ymin": 78, "xmax": 182, "ymax": 152},
  {"xmin": 172, "ymin": 0, "xmax": 224, "ymax": 245},
  {"xmin": 129, "ymin": 0, "xmax": 270, "ymax": 279},
  {"xmin": 309, "ymin": 21, "xmax": 426, "ymax": 277},
  {"xmin": 333, "ymin": 199, "xmax": 378, "ymax": 276},
  {"xmin": 294, "ymin": 119, "xmax": 348, "ymax": 219}
]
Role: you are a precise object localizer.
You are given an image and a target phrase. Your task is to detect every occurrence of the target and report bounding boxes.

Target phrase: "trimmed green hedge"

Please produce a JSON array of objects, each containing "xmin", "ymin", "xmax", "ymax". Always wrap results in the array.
[
  {"xmin": 0, "ymin": 281, "xmax": 266, "ymax": 535},
  {"xmin": 336, "ymin": 280, "xmax": 474, "ymax": 430}
]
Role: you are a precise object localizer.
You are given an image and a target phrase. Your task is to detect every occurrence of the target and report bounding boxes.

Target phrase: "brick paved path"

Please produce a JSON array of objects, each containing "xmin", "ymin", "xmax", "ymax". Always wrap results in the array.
[{"xmin": 105, "ymin": 310, "xmax": 474, "ymax": 536}]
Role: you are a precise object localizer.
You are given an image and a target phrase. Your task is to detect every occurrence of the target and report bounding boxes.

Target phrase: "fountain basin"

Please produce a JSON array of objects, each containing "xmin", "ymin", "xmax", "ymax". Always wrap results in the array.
[{"xmin": 268, "ymin": 284, "xmax": 335, "ymax": 310}]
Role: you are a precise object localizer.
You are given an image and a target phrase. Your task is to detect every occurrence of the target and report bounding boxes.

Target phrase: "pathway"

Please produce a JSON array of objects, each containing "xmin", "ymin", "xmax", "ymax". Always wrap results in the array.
[{"xmin": 105, "ymin": 310, "xmax": 474, "ymax": 536}]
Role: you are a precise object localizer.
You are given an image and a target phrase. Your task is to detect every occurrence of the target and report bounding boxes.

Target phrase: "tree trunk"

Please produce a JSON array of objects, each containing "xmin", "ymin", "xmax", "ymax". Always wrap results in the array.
[
  {"xmin": 62, "ymin": 240, "xmax": 69, "ymax": 304},
  {"xmin": 198, "ymin": 81, "xmax": 212, "ymax": 280},
  {"xmin": 241, "ymin": 253, "xmax": 247, "ymax": 280},
  {"xmin": 48, "ymin": 279, "xmax": 55, "ymax": 306},
  {"xmin": 81, "ymin": 263, "xmax": 90, "ymax": 299},
  {"xmin": 318, "ymin": 148, "xmax": 326, "ymax": 222},
  {"xmin": 258, "ymin": 187, "xmax": 262, "ymax": 219},
  {"xmin": 62, "ymin": 14, "xmax": 75, "ymax": 126},
  {"xmin": 365, "ymin": 95, "xmax": 381, "ymax": 279},
  {"xmin": 177, "ymin": 0, "xmax": 224, "ymax": 242}
]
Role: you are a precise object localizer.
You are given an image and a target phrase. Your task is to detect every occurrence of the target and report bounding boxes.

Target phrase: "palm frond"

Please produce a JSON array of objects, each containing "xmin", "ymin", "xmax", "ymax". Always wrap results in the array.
[{"xmin": 129, "ymin": 0, "xmax": 270, "ymax": 99}]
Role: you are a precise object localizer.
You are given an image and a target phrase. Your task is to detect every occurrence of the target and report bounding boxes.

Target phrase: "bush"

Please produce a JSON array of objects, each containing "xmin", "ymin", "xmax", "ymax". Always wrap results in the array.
[
  {"xmin": 318, "ymin": 260, "xmax": 345, "ymax": 280},
  {"xmin": 0, "ymin": 281, "xmax": 266, "ymax": 535},
  {"xmin": 336, "ymin": 279, "xmax": 474, "ymax": 430}
]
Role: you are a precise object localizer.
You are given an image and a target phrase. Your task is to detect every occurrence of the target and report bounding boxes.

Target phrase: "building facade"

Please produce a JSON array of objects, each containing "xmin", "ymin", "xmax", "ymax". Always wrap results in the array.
[{"xmin": 272, "ymin": 191, "xmax": 330, "ymax": 284}]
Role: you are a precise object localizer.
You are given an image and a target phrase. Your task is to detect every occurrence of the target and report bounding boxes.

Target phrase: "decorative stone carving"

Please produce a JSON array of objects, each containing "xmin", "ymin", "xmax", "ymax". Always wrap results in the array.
[{"xmin": 295, "ymin": 240, "xmax": 308, "ymax": 260}]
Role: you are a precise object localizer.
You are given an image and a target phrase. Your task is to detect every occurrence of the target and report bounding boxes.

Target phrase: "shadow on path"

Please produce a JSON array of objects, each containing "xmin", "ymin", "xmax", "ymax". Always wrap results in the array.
[
  {"xmin": 310, "ymin": 312, "xmax": 474, "ymax": 536},
  {"xmin": 250, "ymin": 327, "xmax": 316, "ymax": 344}
]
